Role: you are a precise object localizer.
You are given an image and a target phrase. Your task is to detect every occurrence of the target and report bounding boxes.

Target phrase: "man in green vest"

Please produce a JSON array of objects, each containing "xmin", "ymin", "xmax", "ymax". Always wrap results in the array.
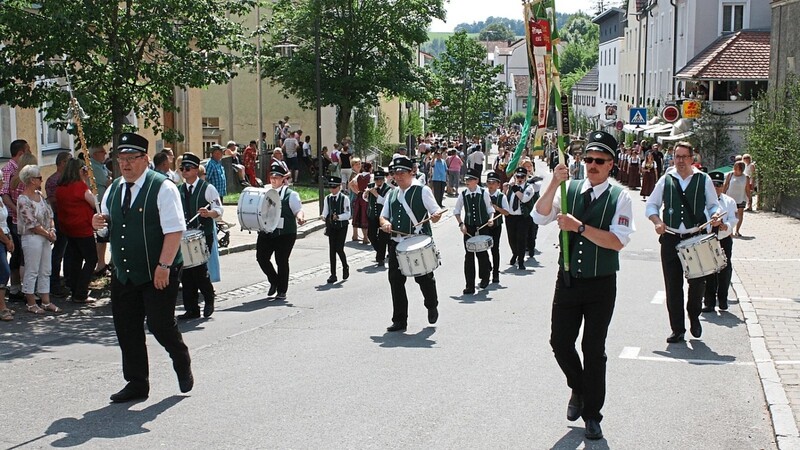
[
  {"xmin": 256, "ymin": 163, "xmax": 305, "ymax": 299},
  {"xmin": 645, "ymin": 141, "xmax": 721, "ymax": 344},
  {"xmin": 379, "ymin": 156, "xmax": 444, "ymax": 332},
  {"xmin": 365, "ymin": 168, "xmax": 391, "ymax": 267},
  {"xmin": 533, "ymin": 130, "xmax": 635, "ymax": 441},
  {"xmin": 454, "ymin": 167, "xmax": 494, "ymax": 294},
  {"xmin": 92, "ymin": 132, "xmax": 193, "ymax": 403},
  {"xmin": 176, "ymin": 152, "xmax": 223, "ymax": 320},
  {"xmin": 321, "ymin": 176, "xmax": 350, "ymax": 283}
]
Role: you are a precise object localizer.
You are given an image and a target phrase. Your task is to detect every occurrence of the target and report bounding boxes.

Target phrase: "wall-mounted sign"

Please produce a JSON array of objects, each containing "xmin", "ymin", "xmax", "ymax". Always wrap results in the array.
[
  {"xmin": 683, "ymin": 100, "xmax": 702, "ymax": 119},
  {"xmin": 605, "ymin": 105, "xmax": 618, "ymax": 121},
  {"xmin": 661, "ymin": 105, "xmax": 680, "ymax": 123}
]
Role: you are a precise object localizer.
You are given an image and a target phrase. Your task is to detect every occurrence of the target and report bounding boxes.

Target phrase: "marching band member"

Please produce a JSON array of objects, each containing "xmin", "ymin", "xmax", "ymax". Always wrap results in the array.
[
  {"xmin": 454, "ymin": 168, "xmax": 494, "ymax": 294},
  {"xmin": 522, "ymin": 158, "xmax": 542, "ymax": 257},
  {"xmin": 645, "ymin": 141, "xmax": 721, "ymax": 343},
  {"xmin": 703, "ymin": 171, "xmax": 738, "ymax": 312},
  {"xmin": 92, "ymin": 132, "xmax": 192, "ymax": 402},
  {"xmin": 533, "ymin": 131, "xmax": 635, "ymax": 441},
  {"xmin": 321, "ymin": 176, "xmax": 350, "ymax": 283},
  {"xmin": 485, "ymin": 171, "xmax": 510, "ymax": 284},
  {"xmin": 177, "ymin": 153, "xmax": 222, "ymax": 320},
  {"xmin": 366, "ymin": 168, "xmax": 391, "ymax": 267},
  {"xmin": 505, "ymin": 167, "xmax": 535, "ymax": 270},
  {"xmin": 379, "ymin": 156, "xmax": 444, "ymax": 332},
  {"xmin": 256, "ymin": 164, "xmax": 305, "ymax": 300}
]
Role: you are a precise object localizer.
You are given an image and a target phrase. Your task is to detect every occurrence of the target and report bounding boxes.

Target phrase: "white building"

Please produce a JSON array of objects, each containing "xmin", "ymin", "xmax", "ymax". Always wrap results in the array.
[
  {"xmin": 572, "ymin": 65, "xmax": 599, "ymax": 134},
  {"xmin": 593, "ymin": 7, "xmax": 626, "ymax": 133}
]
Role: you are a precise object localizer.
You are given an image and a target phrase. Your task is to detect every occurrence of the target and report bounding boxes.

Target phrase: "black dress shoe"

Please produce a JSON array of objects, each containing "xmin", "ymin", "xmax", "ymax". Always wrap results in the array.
[
  {"xmin": 428, "ymin": 307, "xmax": 439, "ymax": 324},
  {"xmin": 275, "ymin": 292, "xmax": 287, "ymax": 300},
  {"xmin": 719, "ymin": 302, "xmax": 729, "ymax": 311},
  {"xmin": 327, "ymin": 275, "xmax": 337, "ymax": 284},
  {"xmin": 268, "ymin": 284, "xmax": 278, "ymax": 296},
  {"xmin": 666, "ymin": 332, "xmax": 685, "ymax": 343},
  {"xmin": 110, "ymin": 384, "xmax": 149, "ymax": 403},
  {"xmin": 386, "ymin": 322, "xmax": 407, "ymax": 332},
  {"xmin": 343, "ymin": 266, "xmax": 350, "ymax": 280},
  {"xmin": 567, "ymin": 391, "xmax": 583, "ymax": 421},
  {"xmin": 178, "ymin": 370, "xmax": 194, "ymax": 393},
  {"xmin": 701, "ymin": 306, "xmax": 715, "ymax": 313},
  {"xmin": 492, "ymin": 277, "xmax": 500, "ymax": 284},
  {"xmin": 479, "ymin": 279, "xmax": 490, "ymax": 289},
  {"xmin": 690, "ymin": 318, "xmax": 702, "ymax": 338},
  {"xmin": 518, "ymin": 263, "xmax": 526, "ymax": 270},
  {"xmin": 177, "ymin": 311, "xmax": 201, "ymax": 321},
  {"xmin": 463, "ymin": 287, "xmax": 475, "ymax": 295},
  {"xmin": 377, "ymin": 260, "xmax": 385, "ymax": 267},
  {"xmin": 203, "ymin": 298, "xmax": 215, "ymax": 318},
  {"xmin": 584, "ymin": 419, "xmax": 603, "ymax": 440},
  {"xmin": 509, "ymin": 256, "xmax": 517, "ymax": 265}
]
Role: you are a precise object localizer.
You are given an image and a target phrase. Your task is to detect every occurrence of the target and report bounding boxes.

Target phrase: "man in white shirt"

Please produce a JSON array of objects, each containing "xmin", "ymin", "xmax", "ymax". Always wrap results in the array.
[
  {"xmin": 703, "ymin": 171, "xmax": 738, "ymax": 312},
  {"xmin": 453, "ymin": 168, "xmax": 494, "ymax": 294}
]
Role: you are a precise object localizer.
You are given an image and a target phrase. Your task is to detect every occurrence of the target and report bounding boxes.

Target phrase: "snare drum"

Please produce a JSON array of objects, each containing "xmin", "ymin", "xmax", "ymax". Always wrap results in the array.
[
  {"xmin": 465, "ymin": 235, "xmax": 493, "ymax": 253},
  {"xmin": 237, "ymin": 187, "xmax": 281, "ymax": 233},
  {"xmin": 395, "ymin": 235, "xmax": 440, "ymax": 277},
  {"xmin": 181, "ymin": 229, "xmax": 210, "ymax": 269},
  {"xmin": 676, "ymin": 233, "xmax": 727, "ymax": 279}
]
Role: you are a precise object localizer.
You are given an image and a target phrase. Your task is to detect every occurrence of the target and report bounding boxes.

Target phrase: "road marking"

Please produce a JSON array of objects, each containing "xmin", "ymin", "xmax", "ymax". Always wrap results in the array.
[
  {"xmin": 775, "ymin": 361, "xmax": 800, "ymax": 366},
  {"xmin": 618, "ymin": 346, "xmax": 755, "ymax": 366},
  {"xmin": 651, "ymin": 291, "xmax": 665, "ymax": 304},
  {"xmin": 732, "ymin": 258, "xmax": 800, "ymax": 263},
  {"xmin": 750, "ymin": 297, "xmax": 799, "ymax": 302}
]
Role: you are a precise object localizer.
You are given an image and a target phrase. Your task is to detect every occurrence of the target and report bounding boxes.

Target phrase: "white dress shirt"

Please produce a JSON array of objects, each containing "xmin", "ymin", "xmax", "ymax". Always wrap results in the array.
[
  {"xmin": 100, "ymin": 169, "xmax": 186, "ymax": 234},
  {"xmin": 453, "ymin": 185, "xmax": 494, "ymax": 218},
  {"xmin": 182, "ymin": 178, "xmax": 224, "ymax": 218},
  {"xmin": 322, "ymin": 192, "xmax": 351, "ymax": 221},
  {"xmin": 716, "ymin": 193, "xmax": 739, "ymax": 240},
  {"xmin": 645, "ymin": 167, "xmax": 720, "ymax": 233}
]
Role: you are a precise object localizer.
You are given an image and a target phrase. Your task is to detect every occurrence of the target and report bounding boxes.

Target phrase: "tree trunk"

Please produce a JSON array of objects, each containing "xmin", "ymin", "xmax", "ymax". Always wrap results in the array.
[{"xmin": 336, "ymin": 105, "xmax": 352, "ymax": 143}]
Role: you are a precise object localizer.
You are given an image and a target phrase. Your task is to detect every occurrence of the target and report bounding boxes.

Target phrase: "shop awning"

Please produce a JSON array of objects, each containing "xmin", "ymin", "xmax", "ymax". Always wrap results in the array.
[
  {"xmin": 658, "ymin": 131, "xmax": 695, "ymax": 143},
  {"xmin": 644, "ymin": 123, "xmax": 673, "ymax": 137}
]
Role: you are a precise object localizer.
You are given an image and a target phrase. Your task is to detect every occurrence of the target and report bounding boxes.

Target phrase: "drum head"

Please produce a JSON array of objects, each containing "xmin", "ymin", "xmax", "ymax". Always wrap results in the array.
[
  {"xmin": 467, "ymin": 235, "xmax": 492, "ymax": 244},
  {"xmin": 260, "ymin": 188, "xmax": 281, "ymax": 232},
  {"xmin": 396, "ymin": 234, "xmax": 431, "ymax": 252},
  {"xmin": 183, "ymin": 229, "xmax": 205, "ymax": 240}
]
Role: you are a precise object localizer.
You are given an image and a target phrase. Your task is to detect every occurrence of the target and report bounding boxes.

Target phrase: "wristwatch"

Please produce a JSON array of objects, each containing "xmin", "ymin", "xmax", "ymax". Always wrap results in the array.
[
  {"xmin": 157, "ymin": 262, "xmax": 171, "ymax": 270},
  {"xmin": 577, "ymin": 224, "xmax": 586, "ymax": 235}
]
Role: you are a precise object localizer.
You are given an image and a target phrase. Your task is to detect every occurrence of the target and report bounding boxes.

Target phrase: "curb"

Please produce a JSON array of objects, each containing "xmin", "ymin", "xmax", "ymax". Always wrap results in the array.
[
  {"xmin": 217, "ymin": 220, "xmax": 326, "ymax": 256},
  {"xmin": 733, "ymin": 267, "xmax": 800, "ymax": 449}
]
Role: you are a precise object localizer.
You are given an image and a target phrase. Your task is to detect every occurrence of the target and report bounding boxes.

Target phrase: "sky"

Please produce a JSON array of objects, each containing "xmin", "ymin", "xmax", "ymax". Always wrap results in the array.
[{"xmin": 430, "ymin": 0, "xmax": 591, "ymax": 32}]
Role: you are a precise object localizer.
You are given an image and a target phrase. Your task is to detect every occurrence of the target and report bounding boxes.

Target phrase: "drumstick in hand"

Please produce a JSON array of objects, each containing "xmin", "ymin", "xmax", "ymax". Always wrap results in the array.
[{"xmin": 187, "ymin": 203, "xmax": 212, "ymax": 225}]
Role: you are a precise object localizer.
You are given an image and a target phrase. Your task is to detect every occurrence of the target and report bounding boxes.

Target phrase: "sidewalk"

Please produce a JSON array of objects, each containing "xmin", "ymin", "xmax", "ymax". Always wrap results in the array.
[{"xmin": 727, "ymin": 209, "xmax": 800, "ymax": 449}]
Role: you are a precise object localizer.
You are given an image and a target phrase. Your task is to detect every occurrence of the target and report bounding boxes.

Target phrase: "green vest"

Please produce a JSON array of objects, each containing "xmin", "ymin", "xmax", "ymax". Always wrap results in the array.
[
  {"xmin": 179, "ymin": 180, "xmax": 214, "ymax": 245},
  {"xmin": 461, "ymin": 187, "xmax": 490, "ymax": 227},
  {"xmin": 276, "ymin": 187, "xmax": 297, "ymax": 235},
  {"xmin": 663, "ymin": 173, "xmax": 706, "ymax": 229},
  {"xmin": 388, "ymin": 185, "xmax": 432, "ymax": 236},
  {"xmin": 326, "ymin": 194, "xmax": 347, "ymax": 229},
  {"xmin": 367, "ymin": 182, "xmax": 391, "ymax": 220},
  {"xmin": 560, "ymin": 180, "xmax": 621, "ymax": 278},
  {"xmin": 490, "ymin": 191, "xmax": 504, "ymax": 226},
  {"xmin": 106, "ymin": 171, "xmax": 183, "ymax": 285}
]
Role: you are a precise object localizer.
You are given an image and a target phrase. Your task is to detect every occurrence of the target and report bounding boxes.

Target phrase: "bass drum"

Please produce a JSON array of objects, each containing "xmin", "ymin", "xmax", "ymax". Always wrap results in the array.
[{"xmin": 237, "ymin": 187, "xmax": 281, "ymax": 233}]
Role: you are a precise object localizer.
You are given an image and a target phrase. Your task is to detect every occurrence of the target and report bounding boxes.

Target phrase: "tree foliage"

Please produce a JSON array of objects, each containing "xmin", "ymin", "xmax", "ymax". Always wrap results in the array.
[
  {"xmin": 745, "ymin": 74, "xmax": 800, "ymax": 210},
  {"xmin": 454, "ymin": 13, "xmax": 570, "ymax": 36},
  {"xmin": 688, "ymin": 104, "xmax": 733, "ymax": 170},
  {"xmin": 558, "ymin": 13, "xmax": 599, "ymax": 95},
  {"xmin": 478, "ymin": 23, "xmax": 515, "ymax": 42},
  {"xmin": 0, "ymin": 0, "xmax": 252, "ymax": 149},
  {"xmin": 263, "ymin": 0, "xmax": 445, "ymax": 142},
  {"xmin": 427, "ymin": 31, "xmax": 508, "ymax": 141}
]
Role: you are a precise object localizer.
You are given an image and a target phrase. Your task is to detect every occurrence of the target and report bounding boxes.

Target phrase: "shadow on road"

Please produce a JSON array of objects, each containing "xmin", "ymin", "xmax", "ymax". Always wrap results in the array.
[
  {"xmin": 7, "ymin": 396, "xmax": 185, "ymax": 449},
  {"xmin": 653, "ymin": 339, "xmax": 736, "ymax": 364},
  {"xmin": 356, "ymin": 264, "xmax": 385, "ymax": 274},
  {"xmin": 550, "ymin": 426, "xmax": 610, "ymax": 449},
  {"xmin": 223, "ymin": 297, "xmax": 293, "ymax": 313},
  {"xmin": 702, "ymin": 310, "xmax": 745, "ymax": 329},
  {"xmin": 370, "ymin": 327, "xmax": 436, "ymax": 348},
  {"xmin": 450, "ymin": 292, "xmax": 492, "ymax": 304},
  {"xmin": 315, "ymin": 282, "xmax": 345, "ymax": 291}
]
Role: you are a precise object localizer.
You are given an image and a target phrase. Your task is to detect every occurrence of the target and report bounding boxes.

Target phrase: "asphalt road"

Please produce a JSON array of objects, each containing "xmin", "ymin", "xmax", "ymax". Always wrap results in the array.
[{"xmin": 0, "ymin": 180, "xmax": 776, "ymax": 449}]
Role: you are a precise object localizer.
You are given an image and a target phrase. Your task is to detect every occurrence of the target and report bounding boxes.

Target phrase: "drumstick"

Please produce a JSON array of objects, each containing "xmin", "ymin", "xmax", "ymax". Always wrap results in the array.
[
  {"xmin": 476, "ymin": 214, "xmax": 501, "ymax": 232},
  {"xmin": 187, "ymin": 203, "xmax": 212, "ymax": 225},
  {"xmin": 380, "ymin": 209, "xmax": 449, "ymax": 236},
  {"xmin": 413, "ymin": 208, "xmax": 448, "ymax": 228},
  {"xmin": 663, "ymin": 211, "xmax": 728, "ymax": 236}
]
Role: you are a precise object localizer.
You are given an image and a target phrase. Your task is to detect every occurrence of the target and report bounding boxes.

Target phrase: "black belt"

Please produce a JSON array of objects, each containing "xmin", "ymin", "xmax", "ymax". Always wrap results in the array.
[{"xmin": 677, "ymin": 231, "xmax": 701, "ymax": 240}]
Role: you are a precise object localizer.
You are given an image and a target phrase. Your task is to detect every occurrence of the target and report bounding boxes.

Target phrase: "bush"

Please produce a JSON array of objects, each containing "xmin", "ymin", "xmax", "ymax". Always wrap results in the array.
[{"xmin": 510, "ymin": 111, "xmax": 526, "ymax": 125}]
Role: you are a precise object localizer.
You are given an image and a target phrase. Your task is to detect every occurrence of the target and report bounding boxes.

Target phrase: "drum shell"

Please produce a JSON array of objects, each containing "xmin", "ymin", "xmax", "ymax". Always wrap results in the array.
[
  {"xmin": 395, "ymin": 235, "xmax": 440, "ymax": 277},
  {"xmin": 465, "ymin": 235, "xmax": 493, "ymax": 253},
  {"xmin": 237, "ymin": 187, "xmax": 281, "ymax": 232},
  {"xmin": 181, "ymin": 229, "xmax": 210, "ymax": 269},
  {"xmin": 676, "ymin": 234, "xmax": 727, "ymax": 279}
]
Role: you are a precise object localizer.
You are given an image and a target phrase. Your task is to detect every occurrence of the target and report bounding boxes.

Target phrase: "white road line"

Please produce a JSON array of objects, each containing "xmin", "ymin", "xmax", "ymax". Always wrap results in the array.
[
  {"xmin": 775, "ymin": 361, "xmax": 800, "ymax": 366},
  {"xmin": 750, "ymin": 297, "xmax": 799, "ymax": 302},
  {"xmin": 732, "ymin": 258, "xmax": 800, "ymax": 263},
  {"xmin": 618, "ymin": 346, "xmax": 755, "ymax": 366},
  {"xmin": 651, "ymin": 291, "xmax": 666, "ymax": 304}
]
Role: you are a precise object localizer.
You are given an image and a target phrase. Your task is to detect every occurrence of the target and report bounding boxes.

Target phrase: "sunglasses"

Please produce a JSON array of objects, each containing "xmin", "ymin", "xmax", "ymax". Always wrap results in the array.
[
  {"xmin": 583, "ymin": 156, "xmax": 612, "ymax": 165},
  {"xmin": 515, "ymin": 174, "xmax": 526, "ymax": 178},
  {"xmin": 180, "ymin": 166, "xmax": 196, "ymax": 172}
]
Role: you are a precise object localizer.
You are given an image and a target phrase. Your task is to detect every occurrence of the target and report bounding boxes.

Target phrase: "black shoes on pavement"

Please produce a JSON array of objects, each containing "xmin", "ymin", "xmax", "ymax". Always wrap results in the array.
[
  {"xmin": 203, "ymin": 297, "xmax": 215, "ymax": 318},
  {"xmin": 177, "ymin": 311, "xmax": 201, "ymax": 321},
  {"xmin": 110, "ymin": 384, "xmax": 149, "ymax": 403},
  {"xmin": 268, "ymin": 284, "xmax": 278, "ymax": 296},
  {"xmin": 567, "ymin": 391, "xmax": 583, "ymax": 421},
  {"xmin": 584, "ymin": 419, "xmax": 603, "ymax": 440},
  {"xmin": 478, "ymin": 279, "xmax": 490, "ymax": 289},
  {"xmin": 690, "ymin": 318, "xmax": 702, "ymax": 338},
  {"xmin": 178, "ymin": 370, "xmax": 194, "ymax": 394},
  {"xmin": 666, "ymin": 332, "xmax": 685, "ymax": 343},
  {"xmin": 428, "ymin": 307, "xmax": 439, "ymax": 325},
  {"xmin": 343, "ymin": 266, "xmax": 350, "ymax": 280},
  {"xmin": 327, "ymin": 275, "xmax": 337, "ymax": 284},
  {"xmin": 701, "ymin": 305, "xmax": 715, "ymax": 313},
  {"xmin": 386, "ymin": 322, "xmax": 407, "ymax": 332},
  {"xmin": 463, "ymin": 287, "xmax": 475, "ymax": 295}
]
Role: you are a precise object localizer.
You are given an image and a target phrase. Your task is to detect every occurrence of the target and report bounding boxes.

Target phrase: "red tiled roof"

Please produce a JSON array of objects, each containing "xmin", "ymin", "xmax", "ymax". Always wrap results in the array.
[{"xmin": 675, "ymin": 31, "xmax": 771, "ymax": 80}]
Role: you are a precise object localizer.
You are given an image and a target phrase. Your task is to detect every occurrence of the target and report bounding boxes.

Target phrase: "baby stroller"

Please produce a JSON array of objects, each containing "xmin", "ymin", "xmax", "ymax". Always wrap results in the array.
[{"xmin": 216, "ymin": 221, "xmax": 231, "ymax": 248}]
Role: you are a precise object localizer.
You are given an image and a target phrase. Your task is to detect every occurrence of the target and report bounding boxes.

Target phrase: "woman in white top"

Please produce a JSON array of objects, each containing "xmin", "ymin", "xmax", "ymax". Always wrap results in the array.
[
  {"xmin": 743, "ymin": 153, "xmax": 756, "ymax": 210},
  {"xmin": 0, "ymin": 176, "xmax": 15, "ymax": 321},
  {"xmin": 723, "ymin": 161, "xmax": 751, "ymax": 237}
]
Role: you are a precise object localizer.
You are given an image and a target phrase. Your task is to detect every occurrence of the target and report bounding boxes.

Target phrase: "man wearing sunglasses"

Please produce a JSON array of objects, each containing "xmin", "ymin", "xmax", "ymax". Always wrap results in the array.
[
  {"xmin": 92, "ymin": 132, "xmax": 193, "ymax": 403},
  {"xmin": 177, "ymin": 152, "xmax": 223, "ymax": 320},
  {"xmin": 533, "ymin": 130, "xmax": 635, "ymax": 441}
]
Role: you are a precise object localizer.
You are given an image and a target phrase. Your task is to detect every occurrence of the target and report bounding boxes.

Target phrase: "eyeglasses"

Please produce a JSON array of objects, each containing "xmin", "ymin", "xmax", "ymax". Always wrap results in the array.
[
  {"xmin": 180, "ymin": 166, "xmax": 195, "ymax": 172},
  {"xmin": 118, "ymin": 154, "xmax": 145, "ymax": 164},
  {"xmin": 674, "ymin": 155, "xmax": 692, "ymax": 160},
  {"xmin": 583, "ymin": 157, "xmax": 612, "ymax": 165}
]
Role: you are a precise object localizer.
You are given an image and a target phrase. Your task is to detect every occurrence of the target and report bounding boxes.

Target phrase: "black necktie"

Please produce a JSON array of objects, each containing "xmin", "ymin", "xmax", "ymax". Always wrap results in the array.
[
  {"xmin": 512, "ymin": 188, "xmax": 520, "ymax": 210},
  {"xmin": 185, "ymin": 185, "xmax": 194, "ymax": 222},
  {"xmin": 122, "ymin": 182, "xmax": 134, "ymax": 216},
  {"xmin": 583, "ymin": 189, "xmax": 593, "ymax": 208}
]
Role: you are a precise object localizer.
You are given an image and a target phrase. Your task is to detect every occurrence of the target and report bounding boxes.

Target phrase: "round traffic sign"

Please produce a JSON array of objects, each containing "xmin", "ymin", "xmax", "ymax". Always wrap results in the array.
[
  {"xmin": 615, "ymin": 120, "xmax": 624, "ymax": 131},
  {"xmin": 661, "ymin": 105, "xmax": 680, "ymax": 123}
]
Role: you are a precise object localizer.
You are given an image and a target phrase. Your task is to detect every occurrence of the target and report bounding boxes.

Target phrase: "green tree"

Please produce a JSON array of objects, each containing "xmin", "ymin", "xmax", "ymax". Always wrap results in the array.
[
  {"xmin": 263, "ymin": 0, "xmax": 444, "ymax": 142},
  {"xmin": 427, "ymin": 31, "xmax": 508, "ymax": 141},
  {"xmin": 688, "ymin": 104, "xmax": 733, "ymax": 170},
  {"xmin": 478, "ymin": 23, "xmax": 514, "ymax": 42},
  {"xmin": 0, "ymin": 0, "xmax": 251, "ymax": 150}
]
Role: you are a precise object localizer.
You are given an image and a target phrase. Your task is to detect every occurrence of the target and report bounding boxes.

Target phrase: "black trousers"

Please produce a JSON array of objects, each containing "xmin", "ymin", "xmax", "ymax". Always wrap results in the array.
[
  {"xmin": 550, "ymin": 271, "xmax": 616, "ymax": 422},
  {"xmin": 256, "ymin": 231, "xmax": 297, "ymax": 295},
  {"xmin": 431, "ymin": 180, "xmax": 446, "ymax": 207},
  {"xmin": 487, "ymin": 224, "xmax": 503, "ymax": 278},
  {"xmin": 388, "ymin": 240, "xmax": 438, "ymax": 325},
  {"xmin": 181, "ymin": 263, "xmax": 215, "ymax": 315},
  {"xmin": 505, "ymin": 215, "xmax": 529, "ymax": 260},
  {"xmin": 367, "ymin": 217, "xmax": 388, "ymax": 263},
  {"xmin": 111, "ymin": 269, "xmax": 191, "ymax": 390},
  {"xmin": 8, "ymin": 220, "xmax": 23, "ymax": 270},
  {"xmin": 50, "ymin": 213, "xmax": 69, "ymax": 287},
  {"xmin": 704, "ymin": 236, "xmax": 733, "ymax": 308},
  {"xmin": 660, "ymin": 233, "xmax": 705, "ymax": 334},
  {"xmin": 463, "ymin": 224, "xmax": 491, "ymax": 288},
  {"xmin": 526, "ymin": 216, "xmax": 539, "ymax": 256},
  {"xmin": 64, "ymin": 235, "xmax": 98, "ymax": 301},
  {"xmin": 327, "ymin": 226, "xmax": 348, "ymax": 276}
]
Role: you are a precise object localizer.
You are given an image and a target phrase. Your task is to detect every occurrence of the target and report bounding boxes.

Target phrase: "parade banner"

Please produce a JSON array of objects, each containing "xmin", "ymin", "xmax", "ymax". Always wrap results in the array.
[
  {"xmin": 529, "ymin": 0, "xmax": 551, "ymax": 153},
  {"xmin": 505, "ymin": 2, "xmax": 539, "ymax": 175}
]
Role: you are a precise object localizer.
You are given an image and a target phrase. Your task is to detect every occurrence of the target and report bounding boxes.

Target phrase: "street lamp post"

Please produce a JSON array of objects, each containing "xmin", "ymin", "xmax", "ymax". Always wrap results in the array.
[
  {"xmin": 256, "ymin": 1, "xmax": 264, "ymax": 170},
  {"xmin": 315, "ymin": 5, "xmax": 324, "ymax": 215}
]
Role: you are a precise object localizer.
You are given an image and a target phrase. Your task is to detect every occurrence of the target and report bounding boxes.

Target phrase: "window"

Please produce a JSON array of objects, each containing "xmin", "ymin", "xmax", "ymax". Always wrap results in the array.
[
  {"xmin": 36, "ymin": 103, "xmax": 67, "ymax": 151},
  {"xmin": 712, "ymin": 80, "xmax": 767, "ymax": 101},
  {"xmin": 613, "ymin": 48, "xmax": 616, "ymax": 65},
  {"xmin": 722, "ymin": 4, "xmax": 745, "ymax": 33},
  {"xmin": 0, "ymin": 104, "xmax": 15, "ymax": 158}
]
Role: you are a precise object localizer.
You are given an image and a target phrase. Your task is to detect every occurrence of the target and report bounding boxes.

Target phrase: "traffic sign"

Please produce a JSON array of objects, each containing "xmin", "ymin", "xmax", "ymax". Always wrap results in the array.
[
  {"xmin": 630, "ymin": 108, "xmax": 647, "ymax": 125},
  {"xmin": 661, "ymin": 105, "xmax": 680, "ymax": 123},
  {"xmin": 615, "ymin": 120, "xmax": 624, "ymax": 131}
]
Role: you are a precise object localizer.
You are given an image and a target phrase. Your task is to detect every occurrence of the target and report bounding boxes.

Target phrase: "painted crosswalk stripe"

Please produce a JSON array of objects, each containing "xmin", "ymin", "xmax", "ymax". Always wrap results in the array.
[
  {"xmin": 651, "ymin": 291, "xmax": 666, "ymax": 304},
  {"xmin": 618, "ymin": 346, "xmax": 755, "ymax": 366}
]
